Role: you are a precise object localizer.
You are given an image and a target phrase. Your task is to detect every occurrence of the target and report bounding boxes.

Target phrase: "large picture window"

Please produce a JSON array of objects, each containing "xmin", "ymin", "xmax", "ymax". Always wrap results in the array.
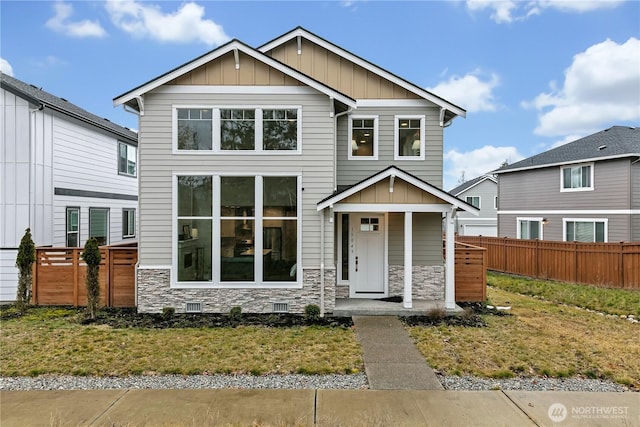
[
  {"xmin": 89, "ymin": 208, "xmax": 109, "ymax": 246},
  {"xmin": 564, "ymin": 219, "xmax": 607, "ymax": 242},
  {"xmin": 175, "ymin": 107, "xmax": 301, "ymax": 153},
  {"xmin": 561, "ymin": 164, "xmax": 593, "ymax": 191},
  {"xmin": 175, "ymin": 174, "xmax": 300, "ymax": 286},
  {"xmin": 394, "ymin": 116, "xmax": 425, "ymax": 160}
]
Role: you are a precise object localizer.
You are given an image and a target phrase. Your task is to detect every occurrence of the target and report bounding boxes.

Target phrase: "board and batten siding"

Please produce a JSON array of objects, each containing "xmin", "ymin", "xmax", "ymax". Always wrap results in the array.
[
  {"xmin": 336, "ymin": 106, "xmax": 443, "ymax": 187},
  {"xmin": 137, "ymin": 90, "xmax": 335, "ymax": 268},
  {"xmin": 265, "ymin": 38, "xmax": 421, "ymax": 100}
]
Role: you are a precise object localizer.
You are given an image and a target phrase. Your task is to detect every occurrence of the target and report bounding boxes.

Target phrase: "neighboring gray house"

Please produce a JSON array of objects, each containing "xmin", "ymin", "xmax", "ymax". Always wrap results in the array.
[
  {"xmin": 449, "ymin": 174, "xmax": 497, "ymax": 236},
  {"xmin": 495, "ymin": 126, "xmax": 640, "ymax": 242},
  {"xmin": 1, "ymin": 73, "xmax": 138, "ymax": 302},
  {"xmin": 113, "ymin": 27, "xmax": 478, "ymax": 315}
]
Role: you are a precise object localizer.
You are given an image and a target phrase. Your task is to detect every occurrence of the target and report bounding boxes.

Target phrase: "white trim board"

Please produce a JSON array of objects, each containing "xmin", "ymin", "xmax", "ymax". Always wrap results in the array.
[{"xmin": 499, "ymin": 210, "xmax": 640, "ymax": 215}]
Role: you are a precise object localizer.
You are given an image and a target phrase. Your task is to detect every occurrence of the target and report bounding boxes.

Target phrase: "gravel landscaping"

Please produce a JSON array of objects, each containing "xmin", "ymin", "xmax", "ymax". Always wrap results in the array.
[{"xmin": 0, "ymin": 374, "xmax": 633, "ymax": 392}]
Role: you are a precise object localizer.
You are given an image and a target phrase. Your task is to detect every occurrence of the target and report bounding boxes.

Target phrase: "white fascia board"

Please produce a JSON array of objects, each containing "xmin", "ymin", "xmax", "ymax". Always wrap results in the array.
[
  {"xmin": 316, "ymin": 167, "xmax": 479, "ymax": 214},
  {"xmin": 114, "ymin": 40, "xmax": 356, "ymax": 108},
  {"xmin": 498, "ymin": 209, "xmax": 640, "ymax": 215},
  {"xmin": 259, "ymin": 28, "xmax": 465, "ymax": 118},
  {"xmin": 333, "ymin": 203, "xmax": 452, "ymax": 213},
  {"xmin": 494, "ymin": 154, "xmax": 640, "ymax": 174}
]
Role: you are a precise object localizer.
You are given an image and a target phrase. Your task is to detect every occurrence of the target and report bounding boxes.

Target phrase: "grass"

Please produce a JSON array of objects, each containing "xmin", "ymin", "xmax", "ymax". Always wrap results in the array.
[
  {"xmin": 407, "ymin": 285, "xmax": 640, "ymax": 387},
  {"xmin": 0, "ymin": 307, "xmax": 363, "ymax": 377},
  {"xmin": 487, "ymin": 271, "xmax": 640, "ymax": 316}
]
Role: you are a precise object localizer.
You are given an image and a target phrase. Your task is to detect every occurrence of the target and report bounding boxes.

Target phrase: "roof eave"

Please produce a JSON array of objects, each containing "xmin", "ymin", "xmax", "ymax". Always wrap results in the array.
[{"xmin": 494, "ymin": 153, "xmax": 640, "ymax": 174}]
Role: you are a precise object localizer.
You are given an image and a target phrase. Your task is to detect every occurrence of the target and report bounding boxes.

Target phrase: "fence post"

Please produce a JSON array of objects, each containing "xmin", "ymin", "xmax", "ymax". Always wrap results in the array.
[
  {"xmin": 31, "ymin": 250, "xmax": 38, "ymax": 305},
  {"xmin": 619, "ymin": 242, "xmax": 624, "ymax": 289},
  {"xmin": 73, "ymin": 248, "xmax": 79, "ymax": 307},
  {"xmin": 573, "ymin": 241, "xmax": 578, "ymax": 283},
  {"xmin": 535, "ymin": 239, "xmax": 539, "ymax": 279}
]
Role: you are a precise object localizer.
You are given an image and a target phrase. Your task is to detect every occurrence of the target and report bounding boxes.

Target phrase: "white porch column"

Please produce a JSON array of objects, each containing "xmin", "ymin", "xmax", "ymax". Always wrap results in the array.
[
  {"xmin": 445, "ymin": 208, "xmax": 456, "ymax": 309},
  {"xmin": 403, "ymin": 211, "xmax": 413, "ymax": 309}
]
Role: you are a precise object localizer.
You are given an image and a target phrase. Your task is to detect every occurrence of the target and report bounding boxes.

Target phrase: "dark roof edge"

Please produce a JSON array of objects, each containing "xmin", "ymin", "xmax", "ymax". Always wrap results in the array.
[{"xmin": 494, "ymin": 153, "xmax": 640, "ymax": 174}]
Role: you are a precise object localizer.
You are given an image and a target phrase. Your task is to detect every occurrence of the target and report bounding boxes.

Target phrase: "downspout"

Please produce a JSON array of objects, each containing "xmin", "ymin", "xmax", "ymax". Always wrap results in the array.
[
  {"xmin": 320, "ymin": 209, "xmax": 325, "ymax": 317},
  {"xmin": 28, "ymin": 103, "xmax": 44, "ymax": 236}
]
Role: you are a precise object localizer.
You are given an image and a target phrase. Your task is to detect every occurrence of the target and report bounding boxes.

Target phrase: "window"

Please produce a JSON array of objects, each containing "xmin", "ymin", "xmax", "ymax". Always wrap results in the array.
[
  {"xmin": 394, "ymin": 116, "xmax": 425, "ymax": 160},
  {"xmin": 339, "ymin": 214, "xmax": 349, "ymax": 281},
  {"xmin": 517, "ymin": 218, "xmax": 542, "ymax": 239},
  {"xmin": 349, "ymin": 116, "xmax": 378, "ymax": 159},
  {"xmin": 564, "ymin": 219, "xmax": 607, "ymax": 242},
  {"xmin": 360, "ymin": 217, "xmax": 379, "ymax": 232},
  {"xmin": 263, "ymin": 109, "xmax": 298, "ymax": 150},
  {"xmin": 89, "ymin": 208, "xmax": 109, "ymax": 246},
  {"xmin": 494, "ymin": 196, "xmax": 498, "ymax": 210},
  {"xmin": 175, "ymin": 174, "xmax": 300, "ymax": 286},
  {"xmin": 118, "ymin": 142, "xmax": 137, "ymax": 177},
  {"xmin": 175, "ymin": 107, "xmax": 301, "ymax": 153},
  {"xmin": 561, "ymin": 164, "xmax": 593, "ymax": 191},
  {"xmin": 466, "ymin": 196, "xmax": 480, "ymax": 209},
  {"xmin": 177, "ymin": 108, "xmax": 213, "ymax": 150},
  {"xmin": 177, "ymin": 176, "xmax": 213, "ymax": 282},
  {"xmin": 66, "ymin": 207, "xmax": 79, "ymax": 247},
  {"xmin": 123, "ymin": 208, "xmax": 136, "ymax": 238}
]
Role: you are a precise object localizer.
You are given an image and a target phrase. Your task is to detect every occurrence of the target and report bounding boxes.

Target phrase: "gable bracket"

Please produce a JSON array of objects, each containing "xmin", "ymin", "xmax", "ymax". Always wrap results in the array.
[
  {"xmin": 389, "ymin": 175, "xmax": 395, "ymax": 193},
  {"xmin": 233, "ymin": 48, "xmax": 240, "ymax": 69},
  {"xmin": 297, "ymin": 35, "xmax": 302, "ymax": 55}
]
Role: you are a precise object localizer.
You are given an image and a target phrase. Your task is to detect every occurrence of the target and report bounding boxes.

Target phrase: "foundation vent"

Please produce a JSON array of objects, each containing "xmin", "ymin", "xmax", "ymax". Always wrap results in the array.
[
  {"xmin": 272, "ymin": 302, "xmax": 289, "ymax": 313},
  {"xmin": 185, "ymin": 302, "xmax": 202, "ymax": 313}
]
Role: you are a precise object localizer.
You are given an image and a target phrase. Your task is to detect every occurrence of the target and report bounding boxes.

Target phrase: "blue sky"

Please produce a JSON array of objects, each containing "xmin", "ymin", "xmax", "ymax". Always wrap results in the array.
[{"xmin": 2, "ymin": 0, "xmax": 639, "ymax": 190}]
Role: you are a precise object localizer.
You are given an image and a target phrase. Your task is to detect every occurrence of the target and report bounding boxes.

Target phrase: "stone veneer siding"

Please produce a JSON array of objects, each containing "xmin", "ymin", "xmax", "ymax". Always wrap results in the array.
[
  {"xmin": 388, "ymin": 265, "xmax": 444, "ymax": 300},
  {"xmin": 137, "ymin": 268, "xmax": 336, "ymax": 314}
]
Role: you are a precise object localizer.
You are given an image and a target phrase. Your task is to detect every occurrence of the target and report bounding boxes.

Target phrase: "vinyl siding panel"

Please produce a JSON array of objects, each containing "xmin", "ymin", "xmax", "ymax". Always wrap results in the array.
[
  {"xmin": 137, "ymin": 90, "xmax": 335, "ymax": 268},
  {"xmin": 455, "ymin": 179, "xmax": 497, "ymax": 220},
  {"xmin": 336, "ymin": 106, "xmax": 443, "ymax": 187}
]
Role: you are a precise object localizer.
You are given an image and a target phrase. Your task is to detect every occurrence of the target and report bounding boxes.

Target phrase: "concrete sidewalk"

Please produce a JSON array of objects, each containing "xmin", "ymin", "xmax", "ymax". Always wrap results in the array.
[
  {"xmin": 352, "ymin": 315, "xmax": 443, "ymax": 390},
  {"xmin": 1, "ymin": 389, "xmax": 638, "ymax": 426}
]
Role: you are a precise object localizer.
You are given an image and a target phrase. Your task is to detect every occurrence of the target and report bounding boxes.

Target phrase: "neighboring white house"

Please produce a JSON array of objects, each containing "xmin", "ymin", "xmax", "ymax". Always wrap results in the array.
[
  {"xmin": 113, "ymin": 27, "xmax": 478, "ymax": 315},
  {"xmin": 1, "ymin": 73, "xmax": 138, "ymax": 302},
  {"xmin": 449, "ymin": 174, "xmax": 498, "ymax": 236}
]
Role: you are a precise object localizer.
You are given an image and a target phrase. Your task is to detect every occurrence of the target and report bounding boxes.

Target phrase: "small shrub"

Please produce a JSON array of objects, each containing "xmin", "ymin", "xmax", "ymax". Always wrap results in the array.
[
  {"xmin": 426, "ymin": 307, "xmax": 447, "ymax": 320},
  {"xmin": 162, "ymin": 307, "xmax": 175, "ymax": 319},
  {"xmin": 304, "ymin": 304, "xmax": 321, "ymax": 322},
  {"xmin": 228, "ymin": 306, "xmax": 242, "ymax": 321},
  {"xmin": 81, "ymin": 238, "xmax": 101, "ymax": 320},
  {"xmin": 15, "ymin": 228, "xmax": 36, "ymax": 309}
]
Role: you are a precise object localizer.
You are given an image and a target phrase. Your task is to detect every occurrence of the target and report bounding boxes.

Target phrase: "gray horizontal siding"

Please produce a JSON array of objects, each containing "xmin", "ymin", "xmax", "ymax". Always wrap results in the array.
[
  {"xmin": 388, "ymin": 212, "xmax": 443, "ymax": 265},
  {"xmin": 336, "ymin": 106, "xmax": 443, "ymax": 188},
  {"xmin": 138, "ymin": 91, "xmax": 335, "ymax": 267},
  {"xmin": 499, "ymin": 158, "xmax": 632, "ymax": 211},
  {"xmin": 456, "ymin": 179, "xmax": 497, "ymax": 220}
]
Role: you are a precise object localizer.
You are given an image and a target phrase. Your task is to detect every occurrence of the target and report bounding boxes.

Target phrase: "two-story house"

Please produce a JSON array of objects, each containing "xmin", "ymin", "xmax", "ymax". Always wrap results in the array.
[
  {"xmin": 495, "ymin": 126, "xmax": 639, "ymax": 242},
  {"xmin": 1, "ymin": 73, "xmax": 139, "ymax": 302},
  {"xmin": 449, "ymin": 174, "xmax": 497, "ymax": 236},
  {"xmin": 113, "ymin": 27, "xmax": 478, "ymax": 315}
]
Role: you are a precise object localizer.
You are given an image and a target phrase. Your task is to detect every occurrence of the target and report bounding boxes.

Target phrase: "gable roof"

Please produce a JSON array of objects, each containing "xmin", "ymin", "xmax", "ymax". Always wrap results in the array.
[
  {"xmin": 449, "ymin": 174, "xmax": 497, "ymax": 196},
  {"xmin": 113, "ymin": 38, "xmax": 356, "ymax": 111},
  {"xmin": 259, "ymin": 26, "xmax": 466, "ymax": 124},
  {"xmin": 495, "ymin": 126, "xmax": 640, "ymax": 174},
  {"xmin": 2, "ymin": 73, "xmax": 137, "ymax": 143},
  {"xmin": 317, "ymin": 165, "xmax": 479, "ymax": 214}
]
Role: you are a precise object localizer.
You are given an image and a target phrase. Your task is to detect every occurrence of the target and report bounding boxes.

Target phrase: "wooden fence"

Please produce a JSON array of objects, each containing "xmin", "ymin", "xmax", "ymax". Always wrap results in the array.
[
  {"xmin": 456, "ymin": 236, "xmax": 640, "ymax": 289},
  {"xmin": 32, "ymin": 243, "xmax": 137, "ymax": 307},
  {"xmin": 449, "ymin": 241, "xmax": 487, "ymax": 302}
]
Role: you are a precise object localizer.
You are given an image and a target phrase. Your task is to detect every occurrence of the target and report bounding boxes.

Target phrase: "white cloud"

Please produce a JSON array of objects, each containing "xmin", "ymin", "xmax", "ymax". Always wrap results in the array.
[
  {"xmin": 0, "ymin": 57, "xmax": 14, "ymax": 76},
  {"xmin": 428, "ymin": 70, "xmax": 500, "ymax": 112},
  {"xmin": 105, "ymin": 0, "xmax": 229, "ymax": 46},
  {"xmin": 467, "ymin": 0, "xmax": 625, "ymax": 23},
  {"xmin": 444, "ymin": 145, "xmax": 523, "ymax": 190},
  {"xmin": 46, "ymin": 2, "xmax": 106, "ymax": 38},
  {"xmin": 525, "ymin": 38, "xmax": 640, "ymax": 137}
]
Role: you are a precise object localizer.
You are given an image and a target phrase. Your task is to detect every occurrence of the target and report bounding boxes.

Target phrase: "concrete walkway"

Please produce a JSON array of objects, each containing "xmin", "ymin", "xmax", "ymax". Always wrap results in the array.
[
  {"xmin": 353, "ymin": 315, "xmax": 443, "ymax": 390},
  {"xmin": 2, "ymin": 389, "xmax": 638, "ymax": 426}
]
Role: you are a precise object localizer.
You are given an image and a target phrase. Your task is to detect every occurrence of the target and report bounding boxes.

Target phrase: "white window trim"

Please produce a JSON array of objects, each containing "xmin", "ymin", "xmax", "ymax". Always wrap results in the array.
[
  {"xmin": 562, "ymin": 218, "xmax": 608, "ymax": 243},
  {"xmin": 173, "ymin": 105, "xmax": 302, "ymax": 155},
  {"xmin": 466, "ymin": 196, "xmax": 481, "ymax": 209},
  {"xmin": 516, "ymin": 217, "xmax": 544, "ymax": 240},
  {"xmin": 172, "ymin": 172, "xmax": 302, "ymax": 289},
  {"xmin": 348, "ymin": 115, "xmax": 379, "ymax": 160},
  {"xmin": 394, "ymin": 115, "xmax": 425, "ymax": 161},
  {"xmin": 118, "ymin": 141, "xmax": 137, "ymax": 178},
  {"xmin": 560, "ymin": 162, "xmax": 594, "ymax": 192}
]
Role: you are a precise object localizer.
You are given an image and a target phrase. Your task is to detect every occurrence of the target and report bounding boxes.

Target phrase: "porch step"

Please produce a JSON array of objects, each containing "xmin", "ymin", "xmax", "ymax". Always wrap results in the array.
[
  {"xmin": 353, "ymin": 316, "xmax": 444, "ymax": 390},
  {"xmin": 334, "ymin": 299, "xmax": 462, "ymax": 317}
]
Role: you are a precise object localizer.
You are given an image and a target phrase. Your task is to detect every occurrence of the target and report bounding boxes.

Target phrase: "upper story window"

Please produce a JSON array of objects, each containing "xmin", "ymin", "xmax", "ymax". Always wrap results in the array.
[
  {"xmin": 394, "ymin": 116, "xmax": 425, "ymax": 160},
  {"xmin": 118, "ymin": 142, "xmax": 137, "ymax": 177},
  {"xmin": 177, "ymin": 108, "xmax": 213, "ymax": 150},
  {"xmin": 466, "ymin": 196, "xmax": 480, "ymax": 209},
  {"xmin": 349, "ymin": 116, "xmax": 378, "ymax": 160},
  {"xmin": 175, "ymin": 106, "xmax": 301, "ymax": 154},
  {"xmin": 561, "ymin": 163, "xmax": 593, "ymax": 191}
]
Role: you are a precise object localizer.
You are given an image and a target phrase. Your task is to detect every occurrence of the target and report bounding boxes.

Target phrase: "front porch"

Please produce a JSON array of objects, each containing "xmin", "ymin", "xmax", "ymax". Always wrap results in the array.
[{"xmin": 333, "ymin": 298, "xmax": 463, "ymax": 317}]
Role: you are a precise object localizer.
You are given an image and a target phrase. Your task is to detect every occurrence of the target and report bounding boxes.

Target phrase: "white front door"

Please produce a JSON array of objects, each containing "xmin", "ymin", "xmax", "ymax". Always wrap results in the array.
[{"xmin": 351, "ymin": 214, "xmax": 385, "ymax": 297}]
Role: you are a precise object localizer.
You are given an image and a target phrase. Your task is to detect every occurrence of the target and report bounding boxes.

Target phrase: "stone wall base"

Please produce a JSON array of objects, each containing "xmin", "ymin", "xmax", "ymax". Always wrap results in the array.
[
  {"xmin": 388, "ymin": 265, "xmax": 444, "ymax": 301},
  {"xmin": 136, "ymin": 268, "xmax": 336, "ymax": 314}
]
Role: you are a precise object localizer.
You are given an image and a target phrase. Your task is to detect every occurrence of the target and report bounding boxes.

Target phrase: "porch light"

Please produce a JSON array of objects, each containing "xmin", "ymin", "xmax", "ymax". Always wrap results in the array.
[{"xmin": 542, "ymin": 218, "xmax": 549, "ymax": 225}]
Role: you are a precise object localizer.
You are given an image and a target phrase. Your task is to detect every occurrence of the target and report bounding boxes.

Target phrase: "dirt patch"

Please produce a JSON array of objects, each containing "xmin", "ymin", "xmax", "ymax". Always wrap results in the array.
[{"xmin": 400, "ymin": 302, "xmax": 510, "ymax": 327}]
